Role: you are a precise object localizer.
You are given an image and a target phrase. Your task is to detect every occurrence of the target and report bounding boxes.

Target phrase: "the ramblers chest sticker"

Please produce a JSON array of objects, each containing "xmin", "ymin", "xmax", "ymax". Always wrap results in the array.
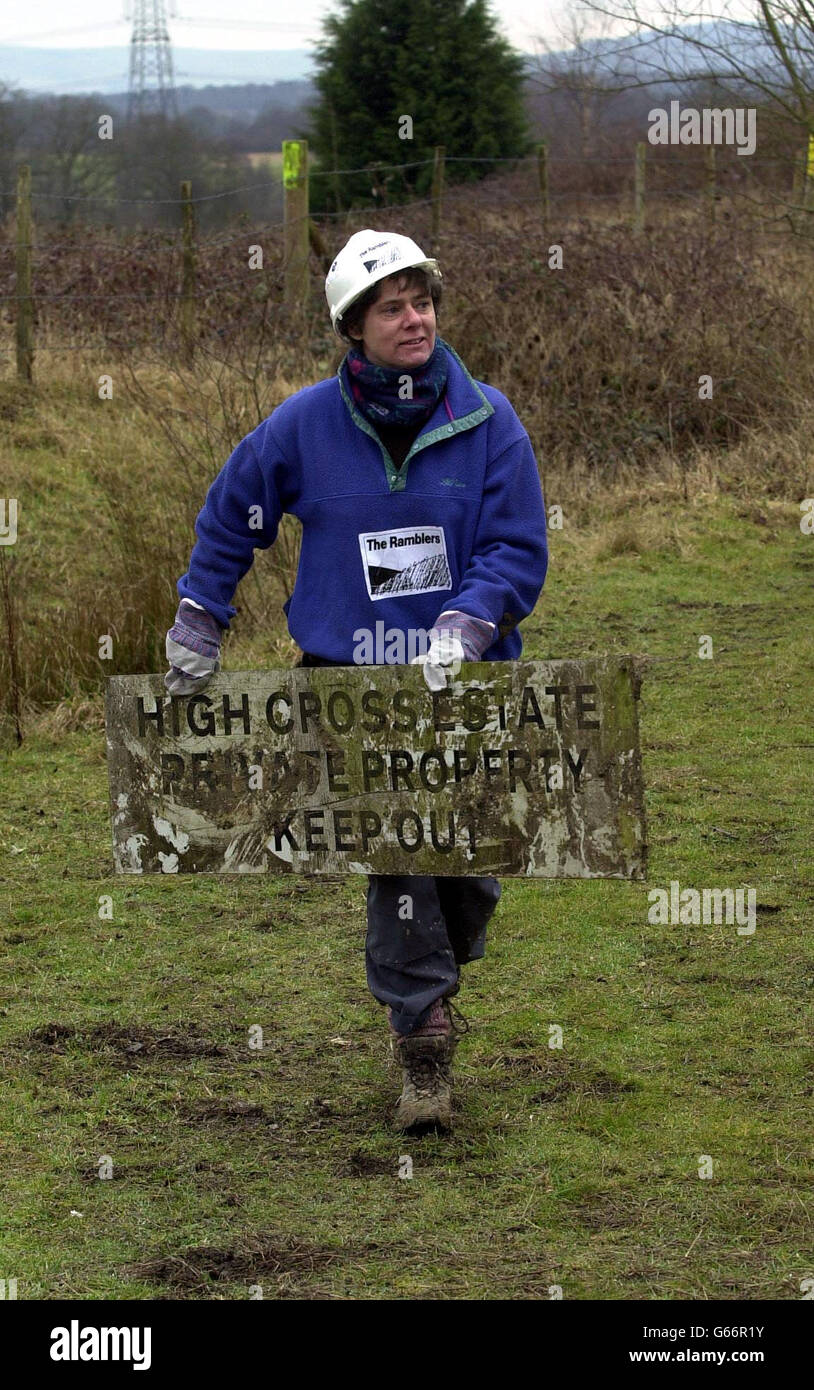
[{"xmin": 358, "ymin": 525, "xmax": 452, "ymax": 600}]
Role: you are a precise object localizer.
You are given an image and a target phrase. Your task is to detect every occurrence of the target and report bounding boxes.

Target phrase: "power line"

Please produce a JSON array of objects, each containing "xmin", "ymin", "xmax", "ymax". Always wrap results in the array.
[{"xmin": 174, "ymin": 16, "xmax": 312, "ymax": 33}]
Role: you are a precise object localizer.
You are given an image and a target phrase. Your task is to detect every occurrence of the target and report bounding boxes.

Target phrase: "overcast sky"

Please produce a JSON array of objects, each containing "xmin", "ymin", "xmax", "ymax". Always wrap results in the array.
[{"xmin": 0, "ymin": 1, "xmax": 578, "ymax": 54}]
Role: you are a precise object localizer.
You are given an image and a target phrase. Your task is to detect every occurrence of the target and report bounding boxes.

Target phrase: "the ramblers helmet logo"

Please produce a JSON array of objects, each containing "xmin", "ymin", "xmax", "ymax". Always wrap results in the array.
[{"xmin": 360, "ymin": 242, "xmax": 403, "ymax": 276}]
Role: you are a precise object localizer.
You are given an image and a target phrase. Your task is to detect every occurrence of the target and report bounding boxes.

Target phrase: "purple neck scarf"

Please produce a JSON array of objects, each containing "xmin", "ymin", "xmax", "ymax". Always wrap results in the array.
[{"xmin": 343, "ymin": 337, "xmax": 449, "ymax": 427}]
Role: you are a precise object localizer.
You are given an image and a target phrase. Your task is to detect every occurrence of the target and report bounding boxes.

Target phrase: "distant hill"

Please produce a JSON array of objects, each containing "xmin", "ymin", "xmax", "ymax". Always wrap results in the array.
[
  {"xmin": 0, "ymin": 46, "xmax": 315, "ymax": 95},
  {"xmin": 0, "ymin": 22, "xmax": 782, "ymax": 105},
  {"xmin": 0, "ymin": 21, "xmax": 791, "ymax": 163},
  {"xmin": 36, "ymin": 80, "xmax": 318, "ymax": 131},
  {"xmin": 530, "ymin": 18, "xmax": 780, "ymax": 94}
]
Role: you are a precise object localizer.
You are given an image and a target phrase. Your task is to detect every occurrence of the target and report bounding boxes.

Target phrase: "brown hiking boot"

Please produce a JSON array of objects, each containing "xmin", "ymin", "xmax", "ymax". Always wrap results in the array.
[{"xmin": 389, "ymin": 998, "xmax": 469, "ymax": 1133}]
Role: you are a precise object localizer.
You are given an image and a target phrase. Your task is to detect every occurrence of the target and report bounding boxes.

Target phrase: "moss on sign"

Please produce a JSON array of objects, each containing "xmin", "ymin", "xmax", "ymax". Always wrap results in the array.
[{"xmin": 105, "ymin": 658, "xmax": 646, "ymax": 878}]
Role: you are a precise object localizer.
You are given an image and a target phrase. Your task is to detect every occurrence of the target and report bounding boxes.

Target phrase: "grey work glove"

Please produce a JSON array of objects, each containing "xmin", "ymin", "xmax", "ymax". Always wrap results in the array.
[
  {"xmin": 410, "ymin": 610, "xmax": 496, "ymax": 691},
  {"xmin": 165, "ymin": 598, "xmax": 224, "ymax": 696},
  {"xmin": 410, "ymin": 631, "xmax": 465, "ymax": 692}
]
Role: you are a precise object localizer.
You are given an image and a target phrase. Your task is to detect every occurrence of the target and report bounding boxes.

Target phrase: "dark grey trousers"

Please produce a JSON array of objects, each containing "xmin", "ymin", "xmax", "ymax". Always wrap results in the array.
[
  {"xmin": 366, "ymin": 873, "xmax": 501, "ymax": 1035},
  {"xmin": 298, "ymin": 651, "xmax": 501, "ymax": 1036}
]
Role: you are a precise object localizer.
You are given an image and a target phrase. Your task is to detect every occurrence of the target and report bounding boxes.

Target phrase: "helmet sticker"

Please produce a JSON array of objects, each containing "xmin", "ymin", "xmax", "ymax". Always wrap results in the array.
[{"xmin": 361, "ymin": 245, "xmax": 405, "ymax": 275}]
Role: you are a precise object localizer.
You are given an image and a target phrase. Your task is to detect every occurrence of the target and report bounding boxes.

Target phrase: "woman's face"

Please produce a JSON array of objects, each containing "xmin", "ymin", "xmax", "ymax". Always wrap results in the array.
[{"xmin": 350, "ymin": 275, "xmax": 436, "ymax": 370}]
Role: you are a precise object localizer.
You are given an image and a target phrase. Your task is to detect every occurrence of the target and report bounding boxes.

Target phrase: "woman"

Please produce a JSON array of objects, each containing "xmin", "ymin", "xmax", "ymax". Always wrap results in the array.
[{"xmin": 165, "ymin": 229, "xmax": 548, "ymax": 1133}]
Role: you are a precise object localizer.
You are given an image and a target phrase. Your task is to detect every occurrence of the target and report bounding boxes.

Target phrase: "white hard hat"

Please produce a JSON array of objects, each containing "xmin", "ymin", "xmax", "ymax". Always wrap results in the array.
[{"xmin": 325, "ymin": 229, "xmax": 441, "ymax": 339}]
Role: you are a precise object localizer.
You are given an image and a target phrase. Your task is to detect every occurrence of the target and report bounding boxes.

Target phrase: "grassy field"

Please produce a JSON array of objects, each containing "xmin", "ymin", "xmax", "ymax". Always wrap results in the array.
[{"xmin": 1, "ymin": 450, "xmax": 812, "ymax": 1298}]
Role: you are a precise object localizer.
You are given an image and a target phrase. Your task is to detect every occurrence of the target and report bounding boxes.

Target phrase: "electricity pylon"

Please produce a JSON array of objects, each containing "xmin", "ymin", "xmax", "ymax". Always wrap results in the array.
[{"xmin": 125, "ymin": 0, "xmax": 179, "ymax": 123}]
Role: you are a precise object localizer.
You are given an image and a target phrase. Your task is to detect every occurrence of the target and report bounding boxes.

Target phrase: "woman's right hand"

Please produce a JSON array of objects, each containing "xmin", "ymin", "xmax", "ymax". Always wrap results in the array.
[{"xmin": 164, "ymin": 599, "xmax": 224, "ymax": 696}]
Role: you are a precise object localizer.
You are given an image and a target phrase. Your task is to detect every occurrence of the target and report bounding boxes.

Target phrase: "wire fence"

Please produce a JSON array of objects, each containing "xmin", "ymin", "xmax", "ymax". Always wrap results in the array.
[
  {"xmin": 2, "ymin": 142, "xmax": 812, "ymax": 368},
  {"xmin": 0, "ymin": 150, "xmax": 803, "ymax": 205}
]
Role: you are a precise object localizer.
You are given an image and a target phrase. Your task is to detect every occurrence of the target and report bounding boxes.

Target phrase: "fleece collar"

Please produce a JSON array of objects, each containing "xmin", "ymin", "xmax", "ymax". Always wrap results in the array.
[{"xmin": 336, "ymin": 336, "xmax": 494, "ymax": 493}]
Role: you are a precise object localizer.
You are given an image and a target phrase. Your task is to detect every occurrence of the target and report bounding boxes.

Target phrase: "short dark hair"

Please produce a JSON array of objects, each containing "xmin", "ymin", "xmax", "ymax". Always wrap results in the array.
[{"xmin": 337, "ymin": 267, "xmax": 442, "ymax": 344}]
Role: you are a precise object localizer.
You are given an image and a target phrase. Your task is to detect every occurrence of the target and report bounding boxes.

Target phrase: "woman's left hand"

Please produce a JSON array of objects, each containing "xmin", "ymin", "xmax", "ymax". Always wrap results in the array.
[{"xmin": 410, "ymin": 631, "xmax": 465, "ymax": 691}]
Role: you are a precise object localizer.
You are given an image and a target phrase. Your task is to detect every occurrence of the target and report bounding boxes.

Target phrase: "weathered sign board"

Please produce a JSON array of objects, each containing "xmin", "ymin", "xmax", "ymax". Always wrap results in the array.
[{"xmin": 105, "ymin": 658, "xmax": 646, "ymax": 878}]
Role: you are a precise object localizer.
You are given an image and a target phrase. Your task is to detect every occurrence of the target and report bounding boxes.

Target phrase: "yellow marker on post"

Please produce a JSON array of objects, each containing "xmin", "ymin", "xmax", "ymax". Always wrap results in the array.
[{"xmin": 283, "ymin": 141, "xmax": 302, "ymax": 188}]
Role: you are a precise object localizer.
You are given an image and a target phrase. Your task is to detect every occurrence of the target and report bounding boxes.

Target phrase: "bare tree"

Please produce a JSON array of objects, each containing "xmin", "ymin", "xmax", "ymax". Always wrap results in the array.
[
  {"xmin": 23, "ymin": 97, "xmax": 117, "ymax": 225},
  {"xmin": 527, "ymin": 4, "xmax": 636, "ymax": 160},
  {"xmin": 571, "ymin": 0, "xmax": 814, "ymax": 138}
]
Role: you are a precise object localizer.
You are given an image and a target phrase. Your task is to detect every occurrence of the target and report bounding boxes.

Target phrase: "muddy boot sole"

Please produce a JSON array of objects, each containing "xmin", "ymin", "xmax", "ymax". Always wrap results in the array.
[{"xmin": 396, "ymin": 1092, "xmax": 453, "ymax": 1134}]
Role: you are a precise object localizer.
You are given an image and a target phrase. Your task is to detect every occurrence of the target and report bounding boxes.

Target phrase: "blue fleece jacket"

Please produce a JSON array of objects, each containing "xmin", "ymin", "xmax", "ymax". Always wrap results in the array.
[{"xmin": 177, "ymin": 336, "xmax": 547, "ymax": 662}]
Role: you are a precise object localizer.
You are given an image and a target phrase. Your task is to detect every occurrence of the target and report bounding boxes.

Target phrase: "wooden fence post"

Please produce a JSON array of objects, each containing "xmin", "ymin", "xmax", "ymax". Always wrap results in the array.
[
  {"xmin": 283, "ymin": 139, "xmax": 309, "ymax": 313},
  {"xmin": 15, "ymin": 164, "xmax": 33, "ymax": 383},
  {"xmin": 180, "ymin": 180, "xmax": 196, "ymax": 359},
  {"xmin": 537, "ymin": 141, "xmax": 549, "ymax": 241},
  {"xmin": 431, "ymin": 145, "xmax": 445, "ymax": 254},
  {"xmin": 705, "ymin": 144, "xmax": 716, "ymax": 226},
  {"xmin": 633, "ymin": 142, "xmax": 646, "ymax": 236}
]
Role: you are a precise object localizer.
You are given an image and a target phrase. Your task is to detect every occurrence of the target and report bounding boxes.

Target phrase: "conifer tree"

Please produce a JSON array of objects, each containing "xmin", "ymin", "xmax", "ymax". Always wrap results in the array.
[{"xmin": 301, "ymin": 0, "xmax": 530, "ymax": 214}]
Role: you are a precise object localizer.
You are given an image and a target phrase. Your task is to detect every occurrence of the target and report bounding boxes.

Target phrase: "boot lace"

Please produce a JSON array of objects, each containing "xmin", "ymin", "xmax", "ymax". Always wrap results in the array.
[
  {"xmin": 409, "ymin": 1046, "xmax": 448, "ymax": 1096},
  {"xmin": 445, "ymin": 998, "xmax": 470, "ymax": 1038}
]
